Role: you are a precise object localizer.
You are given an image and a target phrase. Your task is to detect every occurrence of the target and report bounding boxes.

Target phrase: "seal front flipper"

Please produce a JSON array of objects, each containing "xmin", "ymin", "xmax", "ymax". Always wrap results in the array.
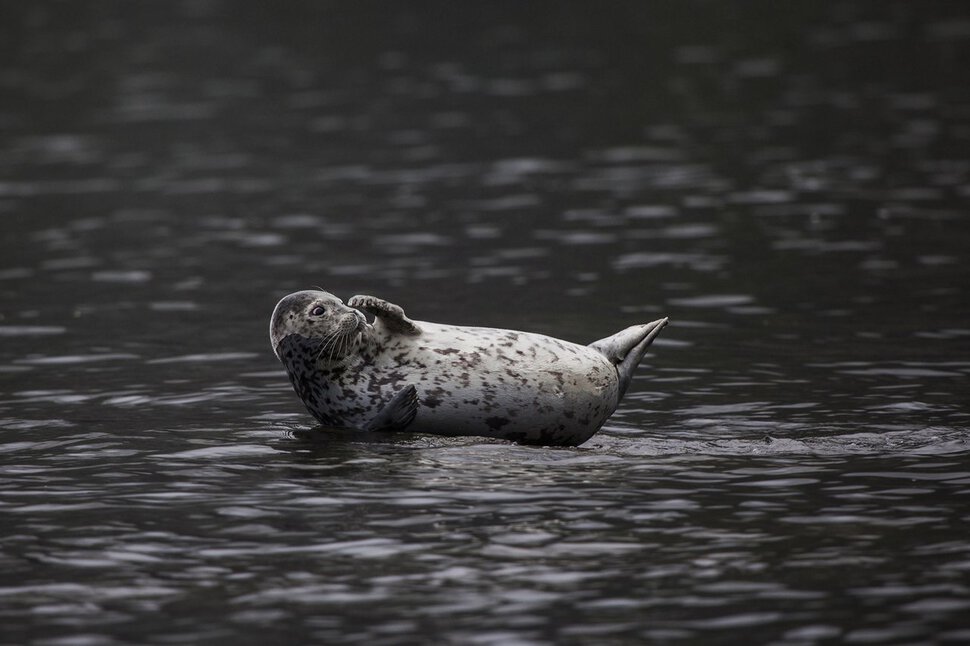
[
  {"xmin": 364, "ymin": 384, "xmax": 419, "ymax": 432},
  {"xmin": 348, "ymin": 294, "xmax": 422, "ymax": 336},
  {"xmin": 590, "ymin": 318, "xmax": 669, "ymax": 400}
]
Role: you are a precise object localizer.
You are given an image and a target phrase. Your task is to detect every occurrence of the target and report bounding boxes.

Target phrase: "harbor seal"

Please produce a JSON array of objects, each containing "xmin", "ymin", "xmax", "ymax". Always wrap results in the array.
[{"xmin": 270, "ymin": 289, "xmax": 668, "ymax": 446}]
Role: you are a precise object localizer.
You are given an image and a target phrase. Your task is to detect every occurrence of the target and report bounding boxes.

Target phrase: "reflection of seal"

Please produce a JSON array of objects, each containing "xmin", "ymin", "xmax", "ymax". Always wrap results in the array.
[{"xmin": 270, "ymin": 289, "xmax": 667, "ymax": 446}]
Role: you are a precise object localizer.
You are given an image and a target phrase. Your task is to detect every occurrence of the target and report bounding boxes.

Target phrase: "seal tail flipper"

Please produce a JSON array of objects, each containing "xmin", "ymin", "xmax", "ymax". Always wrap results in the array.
[
  {"xmin": 364, "ymin": 384, "xmax": 419, "ymax": 432},
  {"xmin": 589, "ymin": 318, "xmax": 668, "ymax": 401}
]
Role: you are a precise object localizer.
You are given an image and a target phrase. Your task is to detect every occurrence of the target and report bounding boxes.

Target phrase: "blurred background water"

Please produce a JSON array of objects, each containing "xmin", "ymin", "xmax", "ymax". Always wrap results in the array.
[{"xmin": 2, "ymin": 1, "xmax": 969, "ymax": 644}]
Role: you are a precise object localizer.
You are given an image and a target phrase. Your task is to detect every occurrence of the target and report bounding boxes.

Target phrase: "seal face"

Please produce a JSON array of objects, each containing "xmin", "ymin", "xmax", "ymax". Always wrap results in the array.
[{"xmin": 270, "ymin": 289, "xmax": 668, "ymax": 446}]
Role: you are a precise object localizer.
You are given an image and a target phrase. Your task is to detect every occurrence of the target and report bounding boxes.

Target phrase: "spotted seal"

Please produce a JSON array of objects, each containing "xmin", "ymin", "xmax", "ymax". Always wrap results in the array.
[{"xmin": 270, "ymin": 289, "xmax": 668, "ymax": 446}]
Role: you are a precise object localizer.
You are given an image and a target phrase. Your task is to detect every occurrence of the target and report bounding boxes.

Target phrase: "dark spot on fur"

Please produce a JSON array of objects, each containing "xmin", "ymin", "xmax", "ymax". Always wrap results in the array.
[
  {"xmin": 485, "ymin": 416, "xmax": 510, "ymax": 430},
  {"xmin": 547, "ymin": 370, "xmax": 565, "ymax": 386},
  {"xmin": 460, "ymin": 351, "xmax": 482, "ymax": 368},
  {"xmin": 434, "ymin": 348, "xmax": 460, "ymax": 355},
  {"xmin": 423, "ymin": 386, "xmax": 447, "ymax": 409}
]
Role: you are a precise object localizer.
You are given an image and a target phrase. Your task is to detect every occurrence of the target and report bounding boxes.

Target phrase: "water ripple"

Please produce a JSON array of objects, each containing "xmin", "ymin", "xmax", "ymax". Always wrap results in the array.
[{"xmin": 1, "ymin": 2, "xmax": 969, "ymax": 644}]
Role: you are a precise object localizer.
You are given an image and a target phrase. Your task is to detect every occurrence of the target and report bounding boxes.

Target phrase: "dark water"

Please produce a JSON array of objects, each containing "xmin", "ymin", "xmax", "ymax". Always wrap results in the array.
[{"xmin": 2, "ymin": 2, "xmax": 970, "ymax": 644}]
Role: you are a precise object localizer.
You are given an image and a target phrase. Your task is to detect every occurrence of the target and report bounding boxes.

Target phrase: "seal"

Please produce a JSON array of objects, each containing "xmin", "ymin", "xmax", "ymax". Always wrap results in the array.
[{"xmin": 270, "ymin": 289, "xmax": 668, "ymax": 446}]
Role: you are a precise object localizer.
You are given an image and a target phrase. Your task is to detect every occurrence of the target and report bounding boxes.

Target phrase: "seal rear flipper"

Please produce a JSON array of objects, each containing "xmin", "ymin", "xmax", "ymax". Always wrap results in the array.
[
  {"xmin": 348, "ymin": 294, "xmax": 422, "ymax": 336},
  {"xmin": 590, "ymin": 318, "xmax": 668, "ymax": 400},
  {"xmin": 364, "ymin": 384, "xmax": 419, "ymax": 432}
]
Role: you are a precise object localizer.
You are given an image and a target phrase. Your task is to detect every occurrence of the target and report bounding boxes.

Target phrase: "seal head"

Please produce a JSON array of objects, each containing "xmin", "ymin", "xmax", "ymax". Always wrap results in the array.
[{"xmin": 269, "ymin": 290, "xmax": 366, "ymax": 361}]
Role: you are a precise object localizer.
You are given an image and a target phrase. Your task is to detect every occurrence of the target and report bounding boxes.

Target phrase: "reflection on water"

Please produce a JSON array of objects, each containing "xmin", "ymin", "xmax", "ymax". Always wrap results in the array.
[{"xmin": 2, "ymin": 1, "xmax": 970, "ymax": 643}]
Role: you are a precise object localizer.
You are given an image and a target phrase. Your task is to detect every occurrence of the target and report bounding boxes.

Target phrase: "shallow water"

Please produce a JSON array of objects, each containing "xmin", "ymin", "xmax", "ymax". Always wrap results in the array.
[{"xmin": 2, "ymin": 2, "xmax": 970, "ymax": 644}]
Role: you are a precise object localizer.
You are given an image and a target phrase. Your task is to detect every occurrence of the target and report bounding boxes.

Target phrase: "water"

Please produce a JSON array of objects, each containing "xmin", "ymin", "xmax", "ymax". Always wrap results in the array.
[{"xmin": 2, "ymin": 1, "xmax": 970, "ymax": 643}]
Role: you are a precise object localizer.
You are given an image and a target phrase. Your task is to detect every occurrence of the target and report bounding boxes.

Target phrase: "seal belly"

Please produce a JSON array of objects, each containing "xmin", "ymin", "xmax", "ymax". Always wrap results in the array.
[{"xmin": 368, "ymin": 322, "xmax": 620, "ymax": 445}]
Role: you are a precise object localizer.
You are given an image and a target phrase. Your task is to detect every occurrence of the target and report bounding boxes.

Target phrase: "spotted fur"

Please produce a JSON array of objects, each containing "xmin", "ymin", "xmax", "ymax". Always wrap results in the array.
[{"xmin": 270, "ymin": 290, "xmax": 667, "ymax": 446}]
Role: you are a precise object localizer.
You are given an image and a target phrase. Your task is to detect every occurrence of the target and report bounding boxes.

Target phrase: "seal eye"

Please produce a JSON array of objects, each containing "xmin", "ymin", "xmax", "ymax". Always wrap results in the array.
[{"xmin": 310, "ymin": 306, "xmax": 326, "ymax": 316}]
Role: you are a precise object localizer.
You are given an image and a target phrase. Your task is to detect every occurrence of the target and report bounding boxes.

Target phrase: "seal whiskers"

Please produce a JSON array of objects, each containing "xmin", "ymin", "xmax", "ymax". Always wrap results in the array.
[{"xmin": 312, "ymin": 315, "xmax": 362, "ymax": 365}]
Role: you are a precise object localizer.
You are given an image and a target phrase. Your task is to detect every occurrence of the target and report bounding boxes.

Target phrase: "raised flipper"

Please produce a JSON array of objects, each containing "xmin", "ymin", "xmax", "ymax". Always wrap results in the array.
[
  {"xmin": 364, "ymin": 384, "xmax": 419, "ymax": 431},
  {"xmin": 590, "ymin": 318, "xmax": 668, "ymax": 400},
  {"xmin": 348, "ymin": 294, "xmax": 422, "ymax": 336}
]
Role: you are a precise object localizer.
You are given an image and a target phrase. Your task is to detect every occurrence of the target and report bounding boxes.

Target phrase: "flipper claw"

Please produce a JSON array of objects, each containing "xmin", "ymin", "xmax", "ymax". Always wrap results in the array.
[{"xmin": 348, "ymin": 294, "xmax": 422, "ymax": 336}]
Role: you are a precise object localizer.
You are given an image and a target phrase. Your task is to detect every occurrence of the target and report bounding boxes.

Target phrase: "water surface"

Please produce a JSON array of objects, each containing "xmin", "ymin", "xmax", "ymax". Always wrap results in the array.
[{"xmin": 2, "ymin": 2, "xmax": 970, "ymax": 644}]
